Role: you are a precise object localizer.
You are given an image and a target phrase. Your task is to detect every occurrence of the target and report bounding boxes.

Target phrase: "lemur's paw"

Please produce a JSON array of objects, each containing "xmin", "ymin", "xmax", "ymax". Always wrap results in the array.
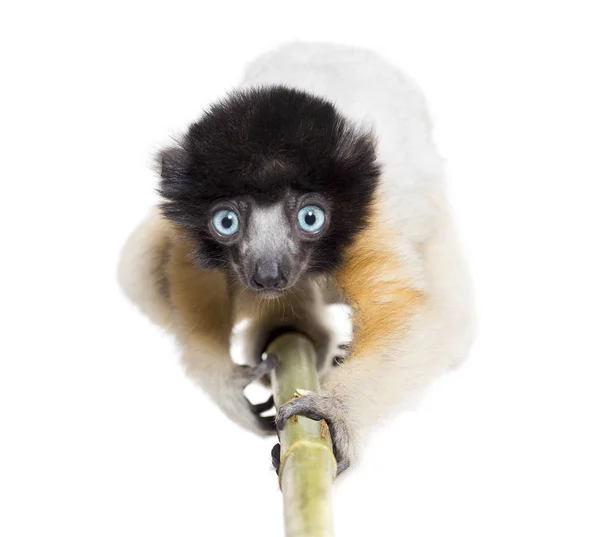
[
  {"xmin": 275, "ymin": 390, "xmax": 351, "ymax": 474},
  {"xmin": 226, "ymin": 353, "xmax": 278, "ymax": 434},
  {"xmin": 233, "ymin": 352, "xmax": 278, "ymax": 385}
]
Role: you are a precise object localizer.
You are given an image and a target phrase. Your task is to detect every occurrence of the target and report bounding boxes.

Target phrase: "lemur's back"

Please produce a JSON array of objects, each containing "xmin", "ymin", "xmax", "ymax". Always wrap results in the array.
[{"xmin": 242, "ymin": 42, "xmax": 443, "ymax": 184}]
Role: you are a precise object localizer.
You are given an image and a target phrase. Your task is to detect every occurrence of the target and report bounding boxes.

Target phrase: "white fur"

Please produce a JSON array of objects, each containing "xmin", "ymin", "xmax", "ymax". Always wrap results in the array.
[{"xmin": 118, "ymin": 207, "xmax": 173, "ymax": 329}]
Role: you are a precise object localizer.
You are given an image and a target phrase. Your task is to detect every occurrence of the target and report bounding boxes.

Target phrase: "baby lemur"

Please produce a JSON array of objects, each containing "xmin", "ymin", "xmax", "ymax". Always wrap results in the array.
[{"xmin": 119, "ymin": 43, "xmax": 474, "ymax": 473}]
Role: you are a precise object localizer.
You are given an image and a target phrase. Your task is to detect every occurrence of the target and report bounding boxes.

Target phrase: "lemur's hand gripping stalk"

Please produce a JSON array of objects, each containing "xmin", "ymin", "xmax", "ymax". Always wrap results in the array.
[{"xmin": 268, "ymin": 333, "xmax": 336, "ymax": 537}]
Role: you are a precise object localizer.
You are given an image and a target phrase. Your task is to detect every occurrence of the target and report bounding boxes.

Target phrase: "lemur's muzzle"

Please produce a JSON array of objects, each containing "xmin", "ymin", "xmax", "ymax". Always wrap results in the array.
[{"xmin": 252, "ymin": 259, "xmax": 288, "ymax": 290}]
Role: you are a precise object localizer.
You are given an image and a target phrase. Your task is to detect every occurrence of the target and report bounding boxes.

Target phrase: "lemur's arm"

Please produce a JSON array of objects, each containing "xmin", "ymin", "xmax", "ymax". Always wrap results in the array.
[{"xmin": 119, "ymin": 211, "xmax": 276, "ymax": 435}]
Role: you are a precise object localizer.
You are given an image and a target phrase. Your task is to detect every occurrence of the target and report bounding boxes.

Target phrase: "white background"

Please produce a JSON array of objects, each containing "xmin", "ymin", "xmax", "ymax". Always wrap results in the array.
[{"xmin": 1, "ymin": 1, "xmax": 599, "ymax": 536}]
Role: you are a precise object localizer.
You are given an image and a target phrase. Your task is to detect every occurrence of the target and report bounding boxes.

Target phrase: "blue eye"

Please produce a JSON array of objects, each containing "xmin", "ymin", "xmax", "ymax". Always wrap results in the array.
[
  {"xmin": 297, "ymin": 205, "xmax": 326, "ymax": 233},
  {"xmin": 212, "ymin": 209, "xmax": 239, "ymax": 236}
]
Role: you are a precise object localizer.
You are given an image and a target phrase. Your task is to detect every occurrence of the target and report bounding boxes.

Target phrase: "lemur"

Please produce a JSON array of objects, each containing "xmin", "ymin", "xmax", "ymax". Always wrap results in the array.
[{"xmin": 119, "ymin": 43, "xmax": 474, "ymax": 474}]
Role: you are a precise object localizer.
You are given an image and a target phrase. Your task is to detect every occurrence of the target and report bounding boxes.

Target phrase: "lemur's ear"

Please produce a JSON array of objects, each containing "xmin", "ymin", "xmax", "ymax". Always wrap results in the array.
[
  {"xmin": 156, "ymin": 146, "xmax": 192, "ymax": 208},
  {"xmin": 157, "ymin": 146, "xmax": 188, "ymax": 184}
]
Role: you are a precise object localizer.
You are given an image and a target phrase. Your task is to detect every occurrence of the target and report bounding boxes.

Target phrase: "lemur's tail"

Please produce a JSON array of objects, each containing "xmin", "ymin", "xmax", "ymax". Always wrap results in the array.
[{"xmin": 118, "ymin": 208, "xmax": 173, "ymax": 329}]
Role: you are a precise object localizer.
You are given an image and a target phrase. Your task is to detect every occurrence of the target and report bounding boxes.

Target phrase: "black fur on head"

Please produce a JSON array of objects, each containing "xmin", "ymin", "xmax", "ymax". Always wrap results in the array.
[{"xmin": 159, "ymin": 86, "xmax": 380, "ymax": 289}]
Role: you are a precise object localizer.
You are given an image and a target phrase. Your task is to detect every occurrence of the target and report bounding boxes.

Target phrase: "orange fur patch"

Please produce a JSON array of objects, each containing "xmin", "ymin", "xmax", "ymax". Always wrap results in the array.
[{"xmin": 335, "ymin": 218, "xmax": 423, "ymax": 359}]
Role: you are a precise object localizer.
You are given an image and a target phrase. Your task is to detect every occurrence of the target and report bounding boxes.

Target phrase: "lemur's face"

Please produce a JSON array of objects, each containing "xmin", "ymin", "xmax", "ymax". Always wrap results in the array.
[
  {"xmin": 158, "ymin": 86, "xmax": 380, "ymax": 296},
  {"xmin": 206, "ymin": 193, "xmax": 331, "ymax": 295}
]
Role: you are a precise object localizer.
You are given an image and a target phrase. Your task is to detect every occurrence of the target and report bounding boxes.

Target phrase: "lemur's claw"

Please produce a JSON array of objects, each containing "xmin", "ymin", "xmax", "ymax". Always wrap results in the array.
[{"xmin": 275, "ymin": 392, "xmax": 351, "ymax": 475}]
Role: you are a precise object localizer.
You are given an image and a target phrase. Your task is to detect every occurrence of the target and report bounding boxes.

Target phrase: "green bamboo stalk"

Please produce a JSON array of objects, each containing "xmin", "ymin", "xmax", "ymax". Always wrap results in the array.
[{"xmin": 267, "ymin": 332, "xmax": 337, "ymax": 537}]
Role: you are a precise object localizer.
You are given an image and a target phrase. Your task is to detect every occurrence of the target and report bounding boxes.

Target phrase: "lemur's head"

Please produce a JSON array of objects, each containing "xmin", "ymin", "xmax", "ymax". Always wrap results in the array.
[{"xmin": 159, "ymin": 86, "xmax": 380, "ymax": 297}]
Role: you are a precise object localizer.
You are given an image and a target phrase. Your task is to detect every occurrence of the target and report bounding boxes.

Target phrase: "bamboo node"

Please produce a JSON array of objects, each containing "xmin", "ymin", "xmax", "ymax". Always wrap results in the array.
[{"xmin": 278, "ymin": 439, "xmax": 337, "ymax": 489}]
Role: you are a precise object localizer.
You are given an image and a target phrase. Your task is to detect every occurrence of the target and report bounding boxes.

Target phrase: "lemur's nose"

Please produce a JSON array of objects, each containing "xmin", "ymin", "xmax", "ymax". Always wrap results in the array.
[{"xmin": 252, "ymin": 260, "xmax": 287, "ymax": 289}]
